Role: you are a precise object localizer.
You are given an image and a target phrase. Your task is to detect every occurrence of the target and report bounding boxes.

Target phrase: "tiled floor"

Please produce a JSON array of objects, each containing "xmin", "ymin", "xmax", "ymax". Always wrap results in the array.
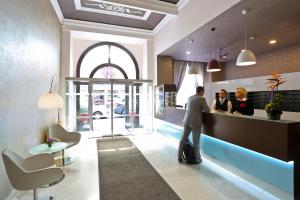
[{"xmin": 9, "ymin": 132, "xmax": 292, "ymax": 200}]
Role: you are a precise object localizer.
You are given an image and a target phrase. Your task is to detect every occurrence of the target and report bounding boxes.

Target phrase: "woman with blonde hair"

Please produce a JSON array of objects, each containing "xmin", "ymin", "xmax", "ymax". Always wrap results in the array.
[{"xmin": 231, "ymin": 87, "xmax": 254, "ymax": 115}]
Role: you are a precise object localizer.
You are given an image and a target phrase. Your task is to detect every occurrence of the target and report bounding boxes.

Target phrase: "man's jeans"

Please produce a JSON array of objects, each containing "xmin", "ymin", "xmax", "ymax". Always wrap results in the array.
[{"xmin": 178, "ymin": 123, "xmax": 202, "ymax": 162}]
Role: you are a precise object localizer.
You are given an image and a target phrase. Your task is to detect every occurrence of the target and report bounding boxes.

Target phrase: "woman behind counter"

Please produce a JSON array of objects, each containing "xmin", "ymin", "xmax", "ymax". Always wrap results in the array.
[{"xmin": 231, "ymin": 87, "xmax": 254, "ymax": 116}]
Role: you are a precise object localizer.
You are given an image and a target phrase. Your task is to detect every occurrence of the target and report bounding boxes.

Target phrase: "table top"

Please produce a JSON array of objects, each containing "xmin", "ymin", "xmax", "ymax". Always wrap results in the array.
[{"xmin": 29, "ymin": 142, "xmax": 67, "ymax": 155}]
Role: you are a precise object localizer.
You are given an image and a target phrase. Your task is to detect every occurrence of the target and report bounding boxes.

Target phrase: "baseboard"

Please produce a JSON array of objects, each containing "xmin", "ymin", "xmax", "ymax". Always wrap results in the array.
[{"xmin": 5, "ymin": 189, "xmax": 17, "ymax": 200}]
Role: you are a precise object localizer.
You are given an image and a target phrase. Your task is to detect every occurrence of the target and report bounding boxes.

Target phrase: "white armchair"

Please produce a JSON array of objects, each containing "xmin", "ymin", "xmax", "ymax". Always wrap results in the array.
[
  {"xmin": 2, "ymin": 149, "xmax": 65, "ymax": 200},
  {"xmin": 48, "ymin": 124, "xmax": 81, "ymax": 165}
]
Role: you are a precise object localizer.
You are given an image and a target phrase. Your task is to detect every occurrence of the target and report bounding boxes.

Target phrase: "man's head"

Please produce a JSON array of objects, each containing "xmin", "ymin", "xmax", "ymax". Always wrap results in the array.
[
  {"xmin": 196, "ymin": 86, "xmax": 204, "ymax": 96},
  {"xmin": 219, "ymin": 89, "xmax": 227, "ymax": 99}
]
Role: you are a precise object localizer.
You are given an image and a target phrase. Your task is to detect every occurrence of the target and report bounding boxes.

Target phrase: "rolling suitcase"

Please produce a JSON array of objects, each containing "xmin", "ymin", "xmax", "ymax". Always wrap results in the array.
[{"xmin": 182, "ymin": 140, "xmax": 196, "ymax": 164}]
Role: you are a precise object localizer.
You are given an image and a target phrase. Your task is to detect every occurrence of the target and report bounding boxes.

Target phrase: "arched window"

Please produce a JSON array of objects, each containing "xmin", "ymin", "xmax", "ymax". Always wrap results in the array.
[{"xmin": 76, "ymin": 42, "xmax": 139, "ymax": 79}]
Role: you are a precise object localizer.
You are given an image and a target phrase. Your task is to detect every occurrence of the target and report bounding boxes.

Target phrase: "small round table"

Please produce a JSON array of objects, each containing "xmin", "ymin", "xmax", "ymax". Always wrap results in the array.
[{"xmin": 29, "ymin": 142, "xmax": 68, "ymax": 167}]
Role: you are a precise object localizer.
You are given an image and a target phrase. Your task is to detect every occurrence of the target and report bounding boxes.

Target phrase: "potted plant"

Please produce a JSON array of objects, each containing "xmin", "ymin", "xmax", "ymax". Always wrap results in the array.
[
  {"xmin": 265, "ymin": 72, "xmax": 286, "ymax": 120},
  {"xmin": 265, "ymin": 93, "xmax": 283, "ymax": 120}
]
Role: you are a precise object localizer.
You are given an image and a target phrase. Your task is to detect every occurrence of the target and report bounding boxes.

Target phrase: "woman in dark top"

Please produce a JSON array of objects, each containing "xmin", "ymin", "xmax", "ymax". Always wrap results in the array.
[{"xmin": 231, "ymin": 87, "xmax": 254, "ymax": 116}]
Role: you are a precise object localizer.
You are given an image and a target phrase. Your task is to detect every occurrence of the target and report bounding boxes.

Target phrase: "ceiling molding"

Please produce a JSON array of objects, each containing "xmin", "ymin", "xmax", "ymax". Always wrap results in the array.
[
  {"xmin": 153, "ymin": 0, "xmax": 189, "ymax": 34},
  {"xmin": 100, "ymin": 0, "xmax": 178, "ymax": 15},
  {"xmin": 177, "ymin": 0, "xmax": 190, "ymax": 9},
  {"xmin": 50, "ymin": 0, "xmax": 64, "ymax": 23},
  {"xmin": 153, "ymin": 15, "xmax": 173, "ymax": 35},
  {"xmin": 63, "ymin": 19, "xmax": 154, "ymax": 38}
]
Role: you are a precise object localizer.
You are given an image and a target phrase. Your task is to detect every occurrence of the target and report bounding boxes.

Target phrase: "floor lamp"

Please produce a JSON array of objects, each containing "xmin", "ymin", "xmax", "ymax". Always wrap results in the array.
[{"xmin": 38, "ymin": 74, "xmax": 63, "ymax": 124}]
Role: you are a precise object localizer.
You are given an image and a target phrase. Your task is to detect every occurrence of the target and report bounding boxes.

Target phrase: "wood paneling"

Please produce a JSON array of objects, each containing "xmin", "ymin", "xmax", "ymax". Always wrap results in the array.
[{"xmin": 157, "ymin": 56, "xmax": 174, "ymax": 85}]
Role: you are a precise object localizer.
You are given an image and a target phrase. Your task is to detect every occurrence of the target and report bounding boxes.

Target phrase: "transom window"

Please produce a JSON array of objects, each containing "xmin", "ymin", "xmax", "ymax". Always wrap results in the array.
[{"xmin": 77, "ymin": 42, "xmax": 139, "ymax": 79}]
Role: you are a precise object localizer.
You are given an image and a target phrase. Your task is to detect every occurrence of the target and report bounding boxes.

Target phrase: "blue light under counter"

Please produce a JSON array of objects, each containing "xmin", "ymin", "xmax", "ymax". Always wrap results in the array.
[{"xmin": 157, "ymin": 122, "xmax": 294, "ymax": 194}]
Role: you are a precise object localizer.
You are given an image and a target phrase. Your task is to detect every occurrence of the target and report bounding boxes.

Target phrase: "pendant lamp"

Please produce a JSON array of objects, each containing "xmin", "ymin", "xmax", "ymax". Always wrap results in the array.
[
  {"xmin": 206, "ymin": 59, "xmax": 221, "ymax": 72},
  {"xmin": 236, "ymin": 9, "xmax": 256, "ymax": 66},
  {"xmin": 186, "ymin": 39, "xmax": 199, "ymax": 75},
  {"xmin": 188, "ymin": 62, "xmax": 199, "ymax": 74},
  {"xmin": 206, "ymin": 27, "xmax": 221, "ymax": 72}
]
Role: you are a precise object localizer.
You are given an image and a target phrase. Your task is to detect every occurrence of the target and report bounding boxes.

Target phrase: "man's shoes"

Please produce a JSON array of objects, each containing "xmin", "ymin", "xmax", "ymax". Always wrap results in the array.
[{"xmin": 178, "ymin": 158, "xmax": 183, "ymax": 163}]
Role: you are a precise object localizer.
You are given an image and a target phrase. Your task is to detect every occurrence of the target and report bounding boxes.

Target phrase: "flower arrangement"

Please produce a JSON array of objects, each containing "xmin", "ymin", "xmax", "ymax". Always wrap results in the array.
[
  {"xmin": 46, "ymin": 137, "xmax": 60, "ymax": 147},
  {"xmin": 265, "ymin": 72, "xmax": 286, "ymax": 120}
]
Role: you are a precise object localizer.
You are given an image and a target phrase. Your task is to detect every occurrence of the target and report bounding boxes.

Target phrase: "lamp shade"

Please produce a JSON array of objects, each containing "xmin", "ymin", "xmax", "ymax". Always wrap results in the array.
[
  {"xmin": 38, "ymin": 92, "xmax": 63, "ymax": 109},
  {"xmin": 236, "ymin": 49, "xmax": 256, "ymax": 66},
  {"xmin": 206, "ymin": 59, "xmax": 221, "ymax": 72},
  {"xmin": 188, "ymin": 64, "xmax": 199, "ymax": 74}
]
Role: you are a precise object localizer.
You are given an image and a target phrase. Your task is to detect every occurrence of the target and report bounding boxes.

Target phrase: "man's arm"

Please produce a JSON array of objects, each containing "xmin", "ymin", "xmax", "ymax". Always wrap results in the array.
[
  {"xmin": 211, "ymin": 99, "xmax": 216, "ymax": 112},
  {"xmin": 203, "ymin": 98, "xmax": 210, "ymax": 112}
]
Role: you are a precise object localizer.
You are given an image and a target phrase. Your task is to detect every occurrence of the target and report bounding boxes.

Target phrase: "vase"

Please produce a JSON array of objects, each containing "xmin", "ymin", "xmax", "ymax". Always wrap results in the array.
[
  {"xmin": 47, "ymin": 143, "xmax": 52, "ymax": 148},
  {"xmin": 267, "ymin": 112, "xmax": 281, "ymax": 120}
]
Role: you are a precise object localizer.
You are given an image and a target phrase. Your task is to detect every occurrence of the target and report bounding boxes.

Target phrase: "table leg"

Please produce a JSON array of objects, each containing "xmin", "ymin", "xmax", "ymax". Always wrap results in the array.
[
  {"xmin": 55, "ymin": 149, "xmax": 74, "ymax": 167},
  {"xmin": 62, "ymin": 149, "xmax": 65, "ymax": 164}
]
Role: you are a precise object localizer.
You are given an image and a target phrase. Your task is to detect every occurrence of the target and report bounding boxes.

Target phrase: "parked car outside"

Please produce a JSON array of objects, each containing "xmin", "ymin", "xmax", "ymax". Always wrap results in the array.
[{"xmin": 114, "ymin": 104, "xmax": 126, "ymax": 118}]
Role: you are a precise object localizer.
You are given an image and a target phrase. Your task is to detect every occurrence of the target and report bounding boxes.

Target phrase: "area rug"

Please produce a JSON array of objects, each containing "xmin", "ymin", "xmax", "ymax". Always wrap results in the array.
[{"xmin": 97, "ymin": 137, "xmax": 181, "ymax": 200}]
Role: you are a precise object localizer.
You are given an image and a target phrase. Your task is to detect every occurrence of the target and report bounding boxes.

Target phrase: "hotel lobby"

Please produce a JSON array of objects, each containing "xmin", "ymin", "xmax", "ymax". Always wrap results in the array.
[{"xmin": 1, "ymin": 0, "xmax": 300, "ymax": 200}]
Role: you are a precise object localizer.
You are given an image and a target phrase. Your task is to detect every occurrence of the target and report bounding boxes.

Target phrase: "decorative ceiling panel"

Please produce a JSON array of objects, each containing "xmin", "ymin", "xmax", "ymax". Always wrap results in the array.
[
  {"xmin": 57, "ymin": 0, "xmax": 173, "ymax": 30},
  {"xmin": 75, "ymin": 0, "xmax": 151, "ymax": 20}
]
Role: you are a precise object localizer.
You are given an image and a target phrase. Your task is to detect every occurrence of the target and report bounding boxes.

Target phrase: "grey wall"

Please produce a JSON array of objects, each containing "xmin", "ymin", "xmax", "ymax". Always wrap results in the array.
[
  {"xmin": 0, "ymin": 0, "xmax": 61, "ymax": 198},
  {"xmin": 205, "ymin": 44, "xmax": 300, "ymax": 83}
]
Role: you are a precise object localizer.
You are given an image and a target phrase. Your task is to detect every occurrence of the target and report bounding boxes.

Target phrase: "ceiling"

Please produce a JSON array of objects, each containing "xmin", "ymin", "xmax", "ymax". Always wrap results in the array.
[
  {"xmin": 160, "ymin": 0, "xmax": 300, "ymax": 63},
  {"xmin": 57, "ymin": 0, "xmax": 180, "ymax": 30}
]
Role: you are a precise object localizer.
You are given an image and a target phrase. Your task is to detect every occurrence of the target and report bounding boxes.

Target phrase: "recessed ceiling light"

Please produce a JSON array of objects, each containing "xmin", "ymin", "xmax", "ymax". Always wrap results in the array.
[
  {"xmin": 269, "ymin": 40, "xmax": 277, "ymax": 45},
  {"xmin": 186, "ymin": 51, "xmax": 191, "ymax": 54}
]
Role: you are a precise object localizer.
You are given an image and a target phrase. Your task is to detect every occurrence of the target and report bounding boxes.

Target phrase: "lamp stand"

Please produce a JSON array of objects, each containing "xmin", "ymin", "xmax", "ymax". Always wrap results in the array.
[{"xmin": 57, "ymin": 108, "xmax": 63, "ymax": 125}]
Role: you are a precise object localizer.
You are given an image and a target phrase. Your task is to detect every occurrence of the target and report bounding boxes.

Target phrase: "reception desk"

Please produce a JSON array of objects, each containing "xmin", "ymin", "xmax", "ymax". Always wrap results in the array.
[
  {"xmin": 202, "ymin": 112, "xmax": 300, "ymax": 162},
  {"xmin": 160, "ymin": 107, "xmax": 300, "ymax": 199}
]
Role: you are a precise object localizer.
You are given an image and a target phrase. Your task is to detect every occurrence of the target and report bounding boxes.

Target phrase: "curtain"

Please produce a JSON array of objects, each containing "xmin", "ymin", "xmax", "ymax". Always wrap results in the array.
[{"xmin": 173, "ymin": 60, "xmax": 187, "ymax": 92}]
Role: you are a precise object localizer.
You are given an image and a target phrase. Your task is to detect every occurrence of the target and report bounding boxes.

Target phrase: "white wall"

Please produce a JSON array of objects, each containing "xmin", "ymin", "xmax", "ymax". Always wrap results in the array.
[
  {"xmin": 0, "ymin": 0, "xmax": 61, "ymax": 198},
  {"xmin": 204, "ymin": 72, "xmax": 300, "ymax": 121}
]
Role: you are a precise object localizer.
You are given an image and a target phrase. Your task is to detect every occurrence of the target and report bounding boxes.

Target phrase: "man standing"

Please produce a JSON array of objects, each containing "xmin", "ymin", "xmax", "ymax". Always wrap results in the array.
[
  {"xmin": 211, "ymin": 89, "xmax": 232, "ymax": 113},
  {"xmin": 178, "ymin": 86, "xmax": 210, "ymax": 164}
]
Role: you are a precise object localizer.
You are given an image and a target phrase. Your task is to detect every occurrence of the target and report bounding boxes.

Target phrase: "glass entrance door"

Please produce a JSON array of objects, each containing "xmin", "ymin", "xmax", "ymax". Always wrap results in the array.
[
  {"xmin": 65, "ymin": 78, "xmax": 153, "ymax": 137},
  {"xmin": 111, "ymin": 83, "xmax": 131, "ymax": 136},
  {"xmin": 89, "ymin": 82, "xmax": 112, "ymax": 137}
]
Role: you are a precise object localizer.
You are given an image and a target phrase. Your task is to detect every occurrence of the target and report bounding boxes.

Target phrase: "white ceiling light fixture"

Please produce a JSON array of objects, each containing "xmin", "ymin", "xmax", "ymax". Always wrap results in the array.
[
  {"xmin": 188, "ymin": 62, "xmax": 199, "ymax": 74},
  {"xmin": 236, "ymin": 9, "xmax": 256, "ymax": 66},
  {"xmin": 187, "ymin": 39, "xmax": 200, "ymax": 75},
  {"xmin": 269, "ymin": 39, "xmax": 277, "ymax": 45}
]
